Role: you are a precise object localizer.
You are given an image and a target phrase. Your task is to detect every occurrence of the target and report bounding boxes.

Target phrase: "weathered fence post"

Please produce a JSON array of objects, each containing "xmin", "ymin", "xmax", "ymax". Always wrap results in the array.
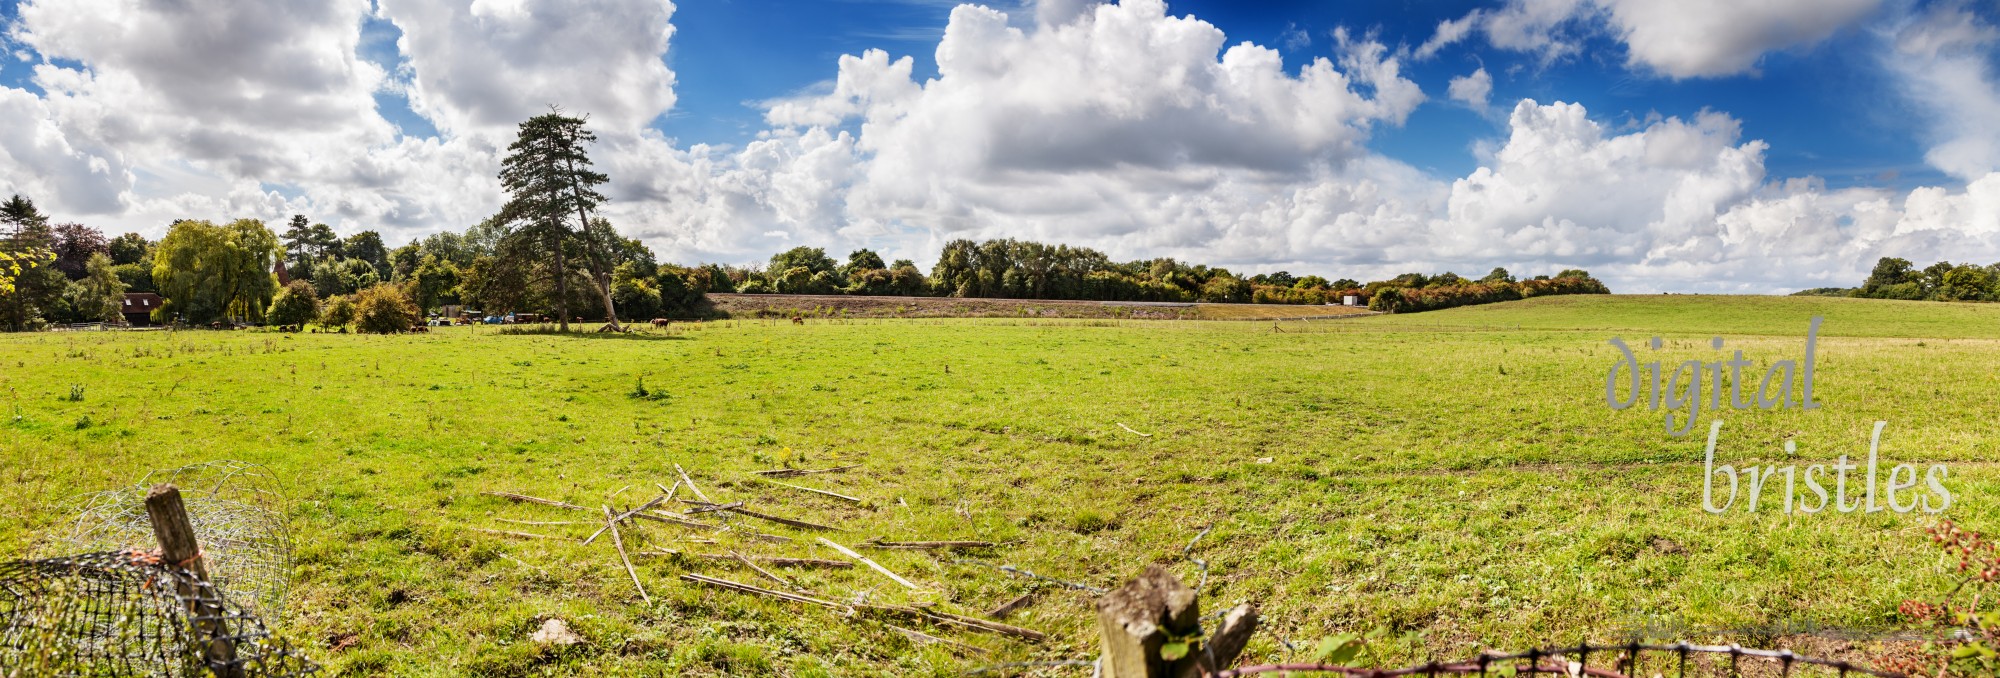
[
  {"xmin": 1096, "ymin": 564, "xmax": 1259, "ymax": 678},
  {"xmin": 146, "ymin": 483, "xmax": 244, "ymax": 678}
]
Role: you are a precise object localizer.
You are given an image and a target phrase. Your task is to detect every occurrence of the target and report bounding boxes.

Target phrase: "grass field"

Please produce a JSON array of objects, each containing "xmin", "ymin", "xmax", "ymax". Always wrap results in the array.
[{"xmin": 2, "ymin": 295, "xmax": 1994, "ymax": 676}]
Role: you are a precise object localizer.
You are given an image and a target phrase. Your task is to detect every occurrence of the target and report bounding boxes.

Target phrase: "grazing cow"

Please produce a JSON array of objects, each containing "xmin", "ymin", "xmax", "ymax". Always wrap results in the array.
[
  {"xmin": 408, "ymin": 324, "xmax": 430, "ymax": 334},
  {"xmin": 790, "ymin": 316, "xmax": 804, "ymax": 325},
  {"xmin": 651, "ymin": 318, "xmax": 671, "ymax": 327}
]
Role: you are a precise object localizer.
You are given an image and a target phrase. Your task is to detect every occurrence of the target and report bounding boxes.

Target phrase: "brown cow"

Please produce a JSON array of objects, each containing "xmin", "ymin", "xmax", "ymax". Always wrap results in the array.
[
  {"xmin": 651, "ymin": 318, "xmax": 671, "ymax": 327},
  {"xmin": 790, "ymin": 316, "xmax": 804, "ymax": 325}
]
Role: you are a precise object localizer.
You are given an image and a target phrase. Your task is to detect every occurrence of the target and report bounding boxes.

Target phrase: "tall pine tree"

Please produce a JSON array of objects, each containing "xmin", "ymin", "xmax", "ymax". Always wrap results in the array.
[{"xmin": 495, "ymin": 109, "xmax": 622, "ymax": 330}]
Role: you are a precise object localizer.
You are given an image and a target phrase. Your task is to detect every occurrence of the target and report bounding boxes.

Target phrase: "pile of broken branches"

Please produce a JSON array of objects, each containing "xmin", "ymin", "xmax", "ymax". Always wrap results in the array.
[{"xmin": 473, "ymin": 462, "xmax": 1043, "ymax": 658}]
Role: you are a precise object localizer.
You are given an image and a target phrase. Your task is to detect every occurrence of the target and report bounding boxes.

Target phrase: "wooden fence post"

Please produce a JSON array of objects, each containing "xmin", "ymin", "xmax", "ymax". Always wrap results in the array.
[
  {"xmin": 146, "ymin": 483, "xmax": 244, "ymax": 678},
  {"xmin": 1095, "ymin": 564, "xmax": 1259, "ymax": 678}
]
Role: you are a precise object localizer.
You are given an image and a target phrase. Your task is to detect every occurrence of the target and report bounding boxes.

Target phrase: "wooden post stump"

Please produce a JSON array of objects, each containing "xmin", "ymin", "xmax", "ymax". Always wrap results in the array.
[
  {"xmin": 146, "ymin": 483, "xmax": 243, "ymax": 678},
  {"xmin": 1095, "ymin": 564, "xmax": 1259, "ymax": 678}
]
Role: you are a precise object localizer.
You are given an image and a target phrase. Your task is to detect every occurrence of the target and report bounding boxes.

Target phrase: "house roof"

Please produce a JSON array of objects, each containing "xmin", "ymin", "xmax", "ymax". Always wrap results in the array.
[{"xmin": 121, "ymin": 292, "xmax": 163, "ymax": 313}]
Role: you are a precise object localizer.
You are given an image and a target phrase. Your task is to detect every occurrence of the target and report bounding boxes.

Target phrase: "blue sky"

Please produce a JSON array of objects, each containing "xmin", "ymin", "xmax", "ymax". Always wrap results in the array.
[
  {"xmin": 1, "ymin": 0, "xmax": 1997, "ymax": 292},
  {"xmin": 643, "ymin": 0, "xmax": 1944, "ymax": 188}
]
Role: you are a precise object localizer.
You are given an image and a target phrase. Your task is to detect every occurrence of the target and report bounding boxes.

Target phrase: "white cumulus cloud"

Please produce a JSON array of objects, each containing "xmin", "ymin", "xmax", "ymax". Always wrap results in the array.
[
  {"xmin": 1420, "ymin": 0, "xmax": 1884, "ymax": 78},
  {"xmin": 1448, "ymin": 67, "xmax": 1493, "ymax": 108}
]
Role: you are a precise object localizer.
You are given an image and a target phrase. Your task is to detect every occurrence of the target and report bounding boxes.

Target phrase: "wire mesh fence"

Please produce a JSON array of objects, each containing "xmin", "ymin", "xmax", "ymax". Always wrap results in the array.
[
  {"xmin": 0, "ymin": 549, "xmax": 318, "ymax": 677},
  {"xmin": 1210, "ymin": 642, "xmax": 1906, "ymax": 678},
  {"xmin": 33, "ymin": 461, "xmax": 294, "ymax": 622}
]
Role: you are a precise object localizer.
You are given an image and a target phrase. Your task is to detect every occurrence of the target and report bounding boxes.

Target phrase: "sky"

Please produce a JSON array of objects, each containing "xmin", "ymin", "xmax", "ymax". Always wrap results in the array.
[{"xmin": 1, "ymin": 0, "xmax": 1998, "ymax": 293}]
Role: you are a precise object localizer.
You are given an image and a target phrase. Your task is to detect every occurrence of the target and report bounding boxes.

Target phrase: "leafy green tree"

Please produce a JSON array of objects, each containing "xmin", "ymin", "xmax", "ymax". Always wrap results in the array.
[
  {"xmin": 344, "ymin": 230, "xmax": 390, "ymax": 279},
  {"xmin": 1555, "ymin": 269, "xmax": 1591, "ymax": 280},
  {"xmin": 1480, "ymin": 267, "xmax": 1515, "ymax": 283},
  {"xmin": 1201, "ymin": 274, "xmax": 1252, "ymax": 302},
  {"xmin": 1331, "ymin": 278, "xmax": 1360, "ymax": 290},
  {"xmin": 699, "ymin": 263, "xmax": 737, "ymax": 293},
  {"xmin": 1255, "ymin": 271, "xmax": 1297, "ymax": 287},
  {"xmin": 1294, "ymin": 275, "xmax": 1330, "ymax": 290},
  {"xmin": 354, "ymin": 284, "xmax": 419, "ymax": 334},
  {"xmin": 321, "ymin": 294, "xmax": 357, "ymax": 328},
  {"xmin": 612, "ymin": 262, "xmax": 663, "ymax": 319},
  {"xmin": 111, "ymin": 262, "xmax": 154, "ymax": 293},
  {"xmin": 495, "ymin": 110, "xmax": 622, "ymax": 330},
  {"xmin": 76, "ymin": 253, "xmax": 126, "ymax": 323},
  {"xmin": 1920, "ymin": 261, "xmax": 1955, "ymax": 298},
  {"xmin": 266, "ymin": 280, "xmax": 321, "ymax": 327},
  {"xmin": 771, "ymin": 247, "xmax": 837, "ymax": 278},
  {"xmin": 410, "ymin": 254, "xmax": 461, "ymax": 311},
  {"xmin": 108, "ymin": 233, "xmax": 150, "ymax": 266},
  {"xmin": 1368, "ymin": 287, "xmax": 1405, "ymax": 313},
  {"xmin": 418, "ymin": 231, "xmax": 479, "ymax": 269},
  {"xmin": 842, "ymin": 248, "xmax": 886, "ymax": 277},
  {"xmin": 153, "ymin": 219, "xmax": 281, "ymax": 324},
  {"xmin": 310, "ymin": 257, "xmax": 380, "ymax": 296},
  {"xmin": 1861, "ymin": 257, "xmax": 1914, "ymax": 297},
  {"xmin": 1388, "ymin": 273, "xmax": 1429, "ymax": 287},
  {"xmin": 1940, "ymin": 264, "xmax": 1996, "ymax": 302},
  {"xmin": 389, "ymin": 243, "xmax": 423, "ymax": 282}
]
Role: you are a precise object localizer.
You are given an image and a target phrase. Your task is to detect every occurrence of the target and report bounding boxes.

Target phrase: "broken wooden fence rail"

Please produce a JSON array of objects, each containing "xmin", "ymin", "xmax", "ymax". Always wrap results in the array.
[
  {"xmin": 758, "ymin": 478, "xmax": 864, "ymax": 503},
  {"xmin": 817, "ymin": 537, "xmax": 921, "ymax": 590},
  {"xmin": 471, "ymin": 527, "xmax": 562, "ymax": 540},
  {"xmin": 859, "ymin": 538, "xmax": 995, "ymax": 550},
  {"xmin": 749, "ymin": 464, "xmax": 861, "ymax": 478},
  {"xmin": 603, "ymin": 505, "xmax": 650, "ymax": 604},
  {"xmin": 482, "ymin": 490, "xmax": 595, "ymax": 512},
  {"xmin": 584, "ymin": 494, "xmax": 672, "ymax": 545},
  {"xmin": 641, "ymin": 551, "xmax": 853, "ymax": 568},
  {"xmin": 680, "ymin": 500, "xmax": 842, "ymax": 532}
]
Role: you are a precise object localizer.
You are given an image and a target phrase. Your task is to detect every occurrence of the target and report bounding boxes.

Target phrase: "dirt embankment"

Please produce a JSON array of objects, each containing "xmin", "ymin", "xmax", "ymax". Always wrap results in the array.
[{"xmin": 705, "ymin": 293, "xmax": 1377, "ymax": 320}]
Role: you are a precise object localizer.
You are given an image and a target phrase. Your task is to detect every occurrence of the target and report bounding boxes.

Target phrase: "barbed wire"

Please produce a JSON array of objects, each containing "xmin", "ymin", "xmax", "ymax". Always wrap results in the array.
[
  {"xmin": 1182, "ymin": 523, "xmax": 1214, "ymax": 595},
  {"xmin": 960, "ymin": 659, "xmax": 1100, "ymax": 676},
  {"xmin": 948, "ymin": 560, "xmax": 1109, "ymax": 595}
]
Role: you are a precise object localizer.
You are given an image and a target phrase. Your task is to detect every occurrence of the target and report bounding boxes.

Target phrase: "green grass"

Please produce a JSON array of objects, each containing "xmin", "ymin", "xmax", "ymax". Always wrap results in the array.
[{"xmin": 1, "ymin": 296, "xmax": 1993, "ymax": 676}]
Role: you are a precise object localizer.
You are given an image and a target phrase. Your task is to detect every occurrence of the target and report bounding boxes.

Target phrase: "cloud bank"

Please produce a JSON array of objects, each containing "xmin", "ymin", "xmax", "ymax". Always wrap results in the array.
[{"xmin": 0, "ymin": 0, "xmax": 1995, "ymax": 293}]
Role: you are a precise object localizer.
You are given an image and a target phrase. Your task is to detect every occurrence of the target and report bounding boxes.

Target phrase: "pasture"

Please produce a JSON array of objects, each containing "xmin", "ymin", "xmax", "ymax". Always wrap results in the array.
[{"xmin": 1, "ymin": 295, "xmax": 1995, "ymax": 676}]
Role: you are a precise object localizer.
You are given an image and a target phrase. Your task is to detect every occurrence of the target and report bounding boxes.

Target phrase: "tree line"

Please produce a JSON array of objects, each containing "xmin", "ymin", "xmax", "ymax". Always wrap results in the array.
[
  {"xmin": 0, "ymin": 109, "xmax": 1611, "ymax": 331},
  {"xmin": 1794, "ymin": 257, "xmax": 2000, "ymax": 302},
  {"xmin": 714, "ymin": 239, "xmax": 1609, "ymax": 312}
]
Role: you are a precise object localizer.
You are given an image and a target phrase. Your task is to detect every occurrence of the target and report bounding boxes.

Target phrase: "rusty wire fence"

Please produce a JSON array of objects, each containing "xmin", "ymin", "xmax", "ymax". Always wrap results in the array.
[{"xmin": 1211, "ymin": 642, "xmax": 1905, "ymax": 678}]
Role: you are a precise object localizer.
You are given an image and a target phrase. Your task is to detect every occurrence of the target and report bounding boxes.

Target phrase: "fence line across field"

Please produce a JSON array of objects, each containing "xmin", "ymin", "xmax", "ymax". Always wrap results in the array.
[{"xmin": 1211, "ymin": 642, "xmax": 1906, "ymax": 678}]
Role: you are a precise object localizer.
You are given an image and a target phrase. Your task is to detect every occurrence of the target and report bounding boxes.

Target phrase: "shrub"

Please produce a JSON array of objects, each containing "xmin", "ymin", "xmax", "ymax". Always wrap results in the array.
[
  {"xmin": 321, "ymin": 295, "xmax": 357, "ymax": 328},
  {"xmin": 266, "ymin": 280, "xmax": 320, "ymax": 327},
  {"xmin": 354, "ymin": 284, "xmax": 419, "ymax": 334}
]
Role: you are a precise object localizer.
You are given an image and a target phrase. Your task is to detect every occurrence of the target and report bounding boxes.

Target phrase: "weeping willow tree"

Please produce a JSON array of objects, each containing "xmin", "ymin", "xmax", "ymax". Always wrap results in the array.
[{"xmin": 152, "ymin": 219, "xmax": 280, "ymax": 324}]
